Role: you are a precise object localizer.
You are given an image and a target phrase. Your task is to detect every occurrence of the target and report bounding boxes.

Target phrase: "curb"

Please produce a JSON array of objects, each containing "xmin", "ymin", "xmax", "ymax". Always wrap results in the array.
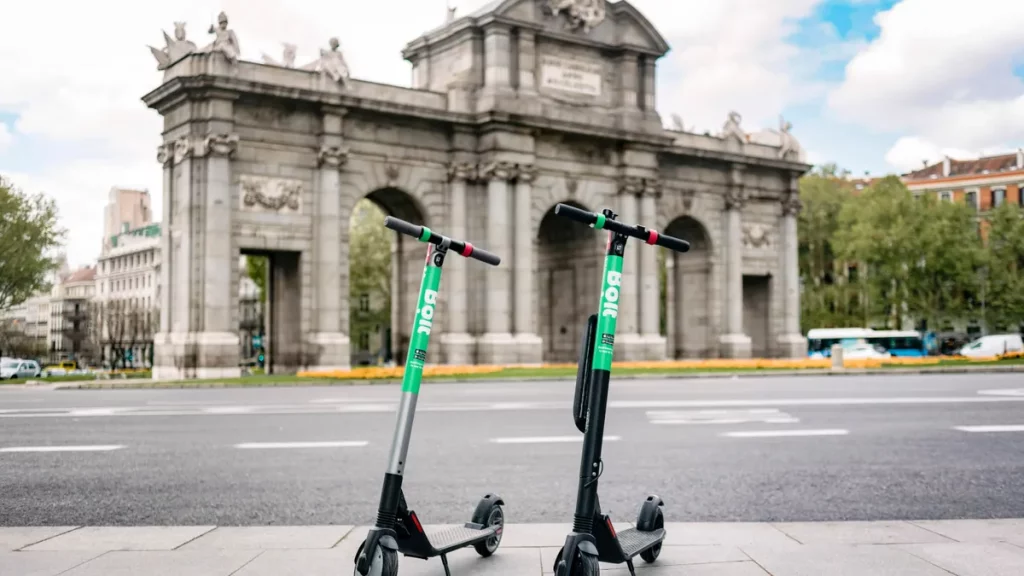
[{"xmin": 38, "ymin": 364, "xmax": 1024, "ymax": 390}]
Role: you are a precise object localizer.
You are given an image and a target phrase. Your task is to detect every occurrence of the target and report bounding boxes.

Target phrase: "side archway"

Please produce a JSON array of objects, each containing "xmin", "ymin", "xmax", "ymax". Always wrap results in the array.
[
  {"xmin": 348, "ymin": 187, "xmax": 430, "ymax": 366},
  {"xmin": 664, "ymin": 215, "xmax": 714, "ymax": 358},
  {"xmin": 536, "ymin": 201, "xmax": 605, "ymax": 363}
]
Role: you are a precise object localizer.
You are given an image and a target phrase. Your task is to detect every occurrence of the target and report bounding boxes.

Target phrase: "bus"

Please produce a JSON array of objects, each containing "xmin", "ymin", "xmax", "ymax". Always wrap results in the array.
[{"xmin": 807, "ymin": 328, "xmax": 932, "ymax": 357}]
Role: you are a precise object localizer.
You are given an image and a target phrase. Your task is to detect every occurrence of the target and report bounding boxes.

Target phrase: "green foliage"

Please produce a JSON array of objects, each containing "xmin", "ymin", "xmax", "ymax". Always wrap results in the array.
[
  {"xmin": 982, "ymin": 203, "xmax": 1024, "ymax": 329},
  {"xmin": 349, "ymin": 199, "xmax": 391, "ymax": 355},
  {"xmin": 245, "ymin": 256, "xmax": 268, "ymax": 302},
  {"xmin": 0, "ymin": 176, "xmax": 65, "ymax": 312}
]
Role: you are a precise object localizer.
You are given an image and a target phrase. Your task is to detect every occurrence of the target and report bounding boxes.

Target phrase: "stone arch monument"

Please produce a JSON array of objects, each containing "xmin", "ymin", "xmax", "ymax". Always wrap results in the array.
[{"xmin": 144, "ymin": 0, "xmax": 810, "ymax": 379}]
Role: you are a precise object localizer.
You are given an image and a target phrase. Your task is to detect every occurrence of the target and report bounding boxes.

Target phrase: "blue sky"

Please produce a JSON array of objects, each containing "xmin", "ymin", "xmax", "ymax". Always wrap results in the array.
[{"xmin": 0, "ymin": 0, "xmax": 1021, "ymax": 267}]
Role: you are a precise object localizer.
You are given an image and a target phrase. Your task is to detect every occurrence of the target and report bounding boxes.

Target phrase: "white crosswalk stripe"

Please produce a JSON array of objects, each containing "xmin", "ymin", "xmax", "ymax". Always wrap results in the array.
[{"xmin": 647, "ymin": 408, "xmax": 799, "ymax": 425}]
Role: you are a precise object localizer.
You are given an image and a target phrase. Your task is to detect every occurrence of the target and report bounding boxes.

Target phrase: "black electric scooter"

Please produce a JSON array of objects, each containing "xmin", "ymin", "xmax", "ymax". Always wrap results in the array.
[
  {"xmin": 353, "ymin": 216, "xmax": 506, "ymax": 576},
  {"xmin": 550, "ymin": 203, "xmax": 691, "ymax": 576}
]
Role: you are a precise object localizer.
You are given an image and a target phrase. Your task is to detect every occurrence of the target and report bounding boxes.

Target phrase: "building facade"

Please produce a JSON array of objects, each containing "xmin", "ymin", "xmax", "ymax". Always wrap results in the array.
[
  {"xmin": 103, "ymin": 187, "xmax": 153, "ymax": 251},
  {"xmin": 142, "ymin": 0, "xmax": 810, "ymax": 379},
  {"xmin": 95, "ymin": 224, "xmax": 161, "ymax": 367},
  {"xmin": 48, "ymin": 267, "xmax": 97, "ymax": 363}
]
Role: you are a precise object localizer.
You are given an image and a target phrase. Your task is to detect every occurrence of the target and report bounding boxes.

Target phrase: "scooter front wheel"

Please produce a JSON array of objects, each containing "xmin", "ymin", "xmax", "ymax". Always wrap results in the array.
[
  {"xmin": 554, "ymin": 548, "xmax": 600, "ymax": 576},
  {"xmin": 472, "ymin": 502, "xmax": 504, "ymax": 557},
  {"xmin": 353, "ymin": 543, "xmax": 398, "ymax": 576}
]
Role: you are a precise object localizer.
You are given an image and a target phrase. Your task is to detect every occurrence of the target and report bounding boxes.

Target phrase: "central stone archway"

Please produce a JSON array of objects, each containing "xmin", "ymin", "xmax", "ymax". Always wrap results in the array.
[
  {"xmin": 536, "ymin": 201, "xmax": 604, "ymax": 363},
  {"xmin": 664, "ymin": 216, "xmax": 714, "ymax": 358}
]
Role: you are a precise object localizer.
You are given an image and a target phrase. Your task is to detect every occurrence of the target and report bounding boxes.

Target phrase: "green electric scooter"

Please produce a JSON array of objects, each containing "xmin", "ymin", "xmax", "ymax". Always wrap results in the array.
[
  {"xmin": 551, "ymin": 203, "xmax": 691, "ymax": 576},
  {"xmin": 353, "ymin": 216, "xmax": 505, "ymax": 576}
]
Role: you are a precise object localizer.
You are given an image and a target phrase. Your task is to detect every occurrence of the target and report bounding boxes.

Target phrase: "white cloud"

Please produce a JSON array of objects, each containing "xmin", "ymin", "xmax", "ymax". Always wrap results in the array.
[
  {"xmin": 0, "ymin": 0, "xmax": 830, "ymax": 267},
  {"xmin": 0, "ymin": 123, "xmax": 11, "ymax": 151},
  {"xmin": 828, "ymin": 0, "xmax": 1024, "ymax": 170}
]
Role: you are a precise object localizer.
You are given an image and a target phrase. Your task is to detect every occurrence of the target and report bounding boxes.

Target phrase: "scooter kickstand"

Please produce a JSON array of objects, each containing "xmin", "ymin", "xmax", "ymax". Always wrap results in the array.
[
  {"xmin": 625, "ymin": 558, "xmax": 637, "ymax": 576},
  {"xmin": 440, "ymin": 553, "xmax": 452, "ymax": 576}
]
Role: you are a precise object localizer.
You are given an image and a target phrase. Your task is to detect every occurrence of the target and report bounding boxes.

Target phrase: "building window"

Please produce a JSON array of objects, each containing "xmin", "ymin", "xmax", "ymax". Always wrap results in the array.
[
  {"xmin": 359, "ymin": 332, "xmax": 370, "ymax": 351},
  {"xmin": 939, "ymin": 191, "xmax": 952, "ymax": 202},
  {"xmin": 964, "ymin": 190, "xmax": 978, "ymax": 211},
  {"xmin": 992, "ymin": 188, "xmax": 1006, "ymax": 208},
  {"xmin": 359, "ymin": 293, "xmax": 370, "ymax": 311}
]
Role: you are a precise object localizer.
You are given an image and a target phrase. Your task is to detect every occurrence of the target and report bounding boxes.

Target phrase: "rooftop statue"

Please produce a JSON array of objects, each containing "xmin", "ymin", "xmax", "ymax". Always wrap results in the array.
[{"xmin": 148, "ymin": 22, "xmax": 197, "ymax": 70}]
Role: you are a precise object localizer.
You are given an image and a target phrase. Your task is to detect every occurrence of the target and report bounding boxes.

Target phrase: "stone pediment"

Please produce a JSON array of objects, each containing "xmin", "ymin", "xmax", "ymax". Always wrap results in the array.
[{"xmin": 405, "ymin": 0, "xmax": 669, "ymax": 57}]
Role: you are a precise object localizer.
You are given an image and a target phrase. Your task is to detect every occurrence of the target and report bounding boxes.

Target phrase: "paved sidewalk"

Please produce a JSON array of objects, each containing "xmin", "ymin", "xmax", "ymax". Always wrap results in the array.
[{"xmin": 3, "ymin": 520, "xmax": 1024, "ymax": 575}]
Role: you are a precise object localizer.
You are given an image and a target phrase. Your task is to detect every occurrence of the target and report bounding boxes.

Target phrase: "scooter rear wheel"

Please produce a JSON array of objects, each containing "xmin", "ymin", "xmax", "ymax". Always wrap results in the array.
[
  {"xmin": 472, "ymin": 502, "xmax": 505, "ymax": 557},
  {"xmin": 637, "ymin": 504, "xmax": 664, "ymax": 563}
]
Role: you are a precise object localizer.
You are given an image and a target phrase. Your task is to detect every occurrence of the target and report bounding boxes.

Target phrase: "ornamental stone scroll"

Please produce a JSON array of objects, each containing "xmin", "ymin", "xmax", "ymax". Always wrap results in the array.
[
  {"xmin": 317, "ymin": 145, "xmax": 350, "ymax": 168},
  {"xmin": 479, "ymin": 161, "xmax": 516, "ymax": 182}
]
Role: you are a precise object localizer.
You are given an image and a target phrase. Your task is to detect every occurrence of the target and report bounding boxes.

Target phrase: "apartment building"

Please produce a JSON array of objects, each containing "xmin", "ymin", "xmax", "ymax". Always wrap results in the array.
[
  {"xmin": 902, "ymin": 150, "xmax": 1024, "ymax": 213},
  {"xmin": 103, "ymin": 187, "xmax": 152, "ymax": 251},
  {"xmin": 95, "ymin": 224, "xmax": 161, "ymax": 367},
  {"xmin": 48, "ymin": 266, "xmax": 97, "ymax": 363}
]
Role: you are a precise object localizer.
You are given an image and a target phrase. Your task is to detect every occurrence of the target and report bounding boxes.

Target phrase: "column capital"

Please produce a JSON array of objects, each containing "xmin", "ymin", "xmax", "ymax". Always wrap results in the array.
[
  {"xmin": 172, "ymin": 135, "xmax": 193, "ymax": 165},
  {"xmin": 194, "ymin": 133, "xmax": 239, "ymax": 158},
  {"xmin": 725, "ymin": 186, "xmax": 748, "ymax": 210},
  {"xmin": 641, "ymin": 178, "xmax": 662, "ymax": 199},
  {"xmin": 516, "ymin": 164, "xmax": 538, "ymax": 184},
  {"xmin": 447, "ymin": 162, "xmax": 476, "ymax": 183},
  {"xmin": 318, "ymin": 145, "xmax": 350, "ymax": 169},
  {"xmin": 157, "ymin": 142, "xmax": 173, "ymax": 166},
  {"xmin": 782, "ymin": 190, "xmax": 802, "ymax": 216},
  {"xmin": 619, "ymin": 176, "xmax": 645, "ymax": 196},
  {"xmin": 480, "ymin": 161, "xmax": 515, "ymax": 182}
]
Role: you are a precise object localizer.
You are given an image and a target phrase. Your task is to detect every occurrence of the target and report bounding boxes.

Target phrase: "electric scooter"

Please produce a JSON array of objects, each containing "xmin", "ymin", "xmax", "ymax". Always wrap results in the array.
[
  {"xmin": 550, "ymin": 203, "xmax": 691, "ymax": 576},
  {"xmin": 353, "ymin": 215, "xmax": 505, "ymax": 576}
]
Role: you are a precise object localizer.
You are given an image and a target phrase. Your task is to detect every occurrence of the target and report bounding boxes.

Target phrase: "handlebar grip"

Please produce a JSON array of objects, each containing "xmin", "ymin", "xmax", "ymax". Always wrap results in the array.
[
  {"xmin": 383, "ymin": 216, "xmax": 425, "ymax": 240},
  {"xmin": 554, "ymin": 203, "xmax": 598, "ymax": 226},
  {"xmin": 654, "ymin": 233, "xmax": 691, "ymax": 253},
  {"xmin": 467, "ymin": 245, "xmax": 501, "ymax": 266}
]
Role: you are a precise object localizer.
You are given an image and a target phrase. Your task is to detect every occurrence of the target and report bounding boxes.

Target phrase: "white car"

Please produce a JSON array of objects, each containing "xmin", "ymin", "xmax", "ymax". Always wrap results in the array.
[
  {"xmin": 959, "ymin": 334, "xmax": 1024, "ymax": 358},
  {"xmin": 0, "ymin": 358, "xmax": 42, "ymax": 379}
]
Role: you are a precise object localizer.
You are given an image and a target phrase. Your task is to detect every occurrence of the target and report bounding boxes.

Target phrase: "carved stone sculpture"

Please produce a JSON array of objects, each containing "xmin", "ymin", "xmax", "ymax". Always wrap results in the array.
[
  {"xmin": 262, "ymin": 43, "xmax": 297, "ymax": 68},
  {"xmin": 721, "ymin": 111, "xmax": 746, "ymax": 143},
  {"xmin": 447, "ymin": 162, "xmax": 476, "ymax": 182},
  {"xmin": 544, "ymin": 0, "xmax": 606, "ymax": 34},
  {"xmin": 742, "ymin": 223, "xmax": 771, "ymax": 249},
  {"xmin": 149, "ymin": 22, "xmax": 197, "ymax": 70},
  {"xmin": 671, "ymin": 114, "xmax": 684, "ymax": 132},
  {"xmin": 782, "ymin": 190, "xmax": 802, "ymax": 216},
  {"xmin": 204, "ymin": 12, "xmax": 240, "ymax": 63},
  {"xmin": 446, "ymin": 5, "xmax": 457, "ymax": 23},
  {"xmin": 480, "ymin": 161, "xmax": 515, "ymax": 181},
  {"xmin": 318, "ymin": 145, "xmax": 350, "ymax": 168},
  {"xmin": 778, "ymin": 115, "xmax": 798, "ymax": 160},
  {"xmin": 619, "ymin": 176, "xmax": 644, "ymax": 196},
  {"xmin": 240, "ymin": 175, "xmax": 303, "ymax": 212},
  {"xmin": 196, "ymin": 133, "xmax": 239, "ymax": 157},
  {"xmin": 517, "ymin": 164, "xmax": 538, "ymax": 184},
  {"xmin": 303, "ymin": 38, "xmax": 350, "ymax": 86}
]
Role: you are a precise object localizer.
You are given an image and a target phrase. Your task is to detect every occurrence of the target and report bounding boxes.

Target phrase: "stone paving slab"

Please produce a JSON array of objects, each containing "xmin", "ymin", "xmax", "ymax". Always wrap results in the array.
[{"xmin": 4, "ymin": 521, "xmax": 1024, "ymax": 575}]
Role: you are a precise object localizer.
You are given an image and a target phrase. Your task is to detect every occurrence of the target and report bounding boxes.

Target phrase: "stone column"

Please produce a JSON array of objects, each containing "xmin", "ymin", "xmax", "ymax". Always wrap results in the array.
[
  {"xmin": 440, "ymin": 162, "xmax": 476, "ymax": 365},
  {"xmin": 719, "ymin": 164, "xmax": 752, "ymax": 358},
  {"xmin": 777, "ymin": 175, "xmax": 808, "ymax": 357},
  {"xmin": 614, "ymin": 177, "xmax": 645, "ymax": 360},
  {"xmin": 152, "ymin": 142, "xmax": 176, "ymax": 380},
  {"xmin": 618, "ymin": 53, "xmax": 640, "ymax": 110},
  {"xmin": 638, "ymin": 179, "xmax": 666, "ymax": 359},
  {"xmin": 479, "ymin": 25, "xmax": 512, "ymax": 111},
  {"xmin": 517, "ymin": 31, "xmax": 537, "ymax": 94},
  {"xmin": 514, "ymin": 164, "xmax": 543, "ymax": 364},
  {"xmin": 477, "ymin": 161, "xmax": 517, "ymax": 364},
  {"xmin": 195, "ymin": 132, "xmax": 242, "ymax": 377},
  {"xmin": 308, "ymin": 130, "xmax": 352, "ymax": 370},
  {"xmin": 642, "ymin": 58, "xmax": 657, "ymax": 112}
]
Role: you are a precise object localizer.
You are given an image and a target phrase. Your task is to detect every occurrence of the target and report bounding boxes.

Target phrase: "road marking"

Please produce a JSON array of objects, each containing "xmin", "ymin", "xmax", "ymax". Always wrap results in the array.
[
  {"xmin": 647, "ymin": 408, "xmax": 799, "ymax": 425},
  {"xmin": 954, "ymin": 425, "xmax": 1024, "ymax": 433},
  {"xmin": 489, "ymin": 436, "xmax": 621, "ymax": 444},
  {"xmin": 234, "ymin": 441, "xmax": 369, "ymax": 449},
  {"xmin": 69, "ymin": 408, "xmax": 123, "ymax": 416},
  {"xmin": 977, "ymin": 389, "xmax": 1024, "ymax": 397},
  {"xmin": 0, "ymin": 445, "xmax": 125, "ymax": 453},
  {"xmin": 721, "ymin": 429, "xmax": 849, "ymax": 438},
  {"xmin": 202, "ymin": 406, "xmax": 254, "ymax": 414}
]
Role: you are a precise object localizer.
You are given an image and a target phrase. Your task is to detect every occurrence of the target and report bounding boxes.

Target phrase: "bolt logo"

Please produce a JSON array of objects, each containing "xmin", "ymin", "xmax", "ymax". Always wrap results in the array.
[
  {"xmin": 602, "ymin": 271, "xmax": 621, "ymax": 318},
  {"xmin": 416, "ymin": 290, "xmax": 438, "ymax": 334}
]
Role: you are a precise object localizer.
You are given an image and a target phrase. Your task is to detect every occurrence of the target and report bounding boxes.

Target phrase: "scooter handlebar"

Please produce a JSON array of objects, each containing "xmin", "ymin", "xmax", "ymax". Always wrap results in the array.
[
  {"xmin": 552, "ymin": 203, "xmax": 691, "ymax": 253},
  {"xmin": 383, "ymin": 216, "xmax": 501, "ymax": 266}
]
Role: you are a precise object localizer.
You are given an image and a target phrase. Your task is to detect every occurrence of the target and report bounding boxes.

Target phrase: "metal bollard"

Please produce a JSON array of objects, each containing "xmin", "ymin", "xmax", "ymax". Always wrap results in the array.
[{"xmin": 831, "ymin": 344, "xmax": 845, "ymax": 370}]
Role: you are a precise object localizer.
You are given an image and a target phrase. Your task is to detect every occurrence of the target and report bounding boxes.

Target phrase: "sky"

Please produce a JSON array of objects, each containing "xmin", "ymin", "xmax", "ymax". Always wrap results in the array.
[{"xmin": 0, "ymin": 0, "xmax": 1022, "ymax": 268}]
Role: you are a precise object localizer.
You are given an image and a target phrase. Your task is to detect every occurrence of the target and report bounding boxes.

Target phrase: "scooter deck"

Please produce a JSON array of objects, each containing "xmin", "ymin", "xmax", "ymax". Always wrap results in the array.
[
  {"xmin": 420, "ymin": 523, "xmax": 498, "ymax": 555},
  {"xmin": 613, "ymin": 527, "xmax": 665, "ymax": 559}
]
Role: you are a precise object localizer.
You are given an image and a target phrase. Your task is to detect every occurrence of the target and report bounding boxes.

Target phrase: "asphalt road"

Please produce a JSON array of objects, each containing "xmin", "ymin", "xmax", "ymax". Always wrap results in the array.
[{"xmin": 3, "ymin": 373, "xmax": 1024, "ymax": 526}]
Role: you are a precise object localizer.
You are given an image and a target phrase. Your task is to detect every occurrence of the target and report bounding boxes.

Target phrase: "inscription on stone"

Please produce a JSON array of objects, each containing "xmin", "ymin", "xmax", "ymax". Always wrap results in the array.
[{"xmin": 539, "ymin": 55, "xmax": 602, "ymax": 96}]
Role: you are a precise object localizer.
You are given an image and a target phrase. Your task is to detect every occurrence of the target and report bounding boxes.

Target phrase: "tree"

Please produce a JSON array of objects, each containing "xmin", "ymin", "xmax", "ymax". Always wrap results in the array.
[
  {"xmin": 797, "ymin": 164, "xmax": 864, "ymax": 331},
  {"xmin": 982, "ymin": 203, "xmax": 1024, "ymax": 330},
  {"xmin": 245, "ymin": 256, "xmax": 268, "ymax": 303},
  {"xmin": 0, "ymin": 177, "xmax": 64, "ymax": 312},
  {"xmin": 349, "ymin": 199, "xmax": 391, "ymax": 361}
]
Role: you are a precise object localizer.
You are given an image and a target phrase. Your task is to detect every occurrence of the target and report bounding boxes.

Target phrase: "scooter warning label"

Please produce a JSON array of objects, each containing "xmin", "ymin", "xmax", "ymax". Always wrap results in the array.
[{"xmin": 410, "ymin": 348, "xmax": 427, "ymax": 369}]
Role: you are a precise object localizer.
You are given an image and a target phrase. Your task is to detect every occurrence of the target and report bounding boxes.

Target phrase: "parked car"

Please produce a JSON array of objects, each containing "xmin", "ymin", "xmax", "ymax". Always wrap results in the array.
[
  {"xmin": 40, "ymin": 360, "xmax": 78, "ymax": 377},
  {"xmin": 1, "ymin": 358, "xmax": 42, "ymax": 379},
  {"xmin": 958, "ymin": 334, "xmax": 1024, "ymax": 358},
  {"xmin": 842, "ymin": 342, "xmax": 892, "ymax": 359}
]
